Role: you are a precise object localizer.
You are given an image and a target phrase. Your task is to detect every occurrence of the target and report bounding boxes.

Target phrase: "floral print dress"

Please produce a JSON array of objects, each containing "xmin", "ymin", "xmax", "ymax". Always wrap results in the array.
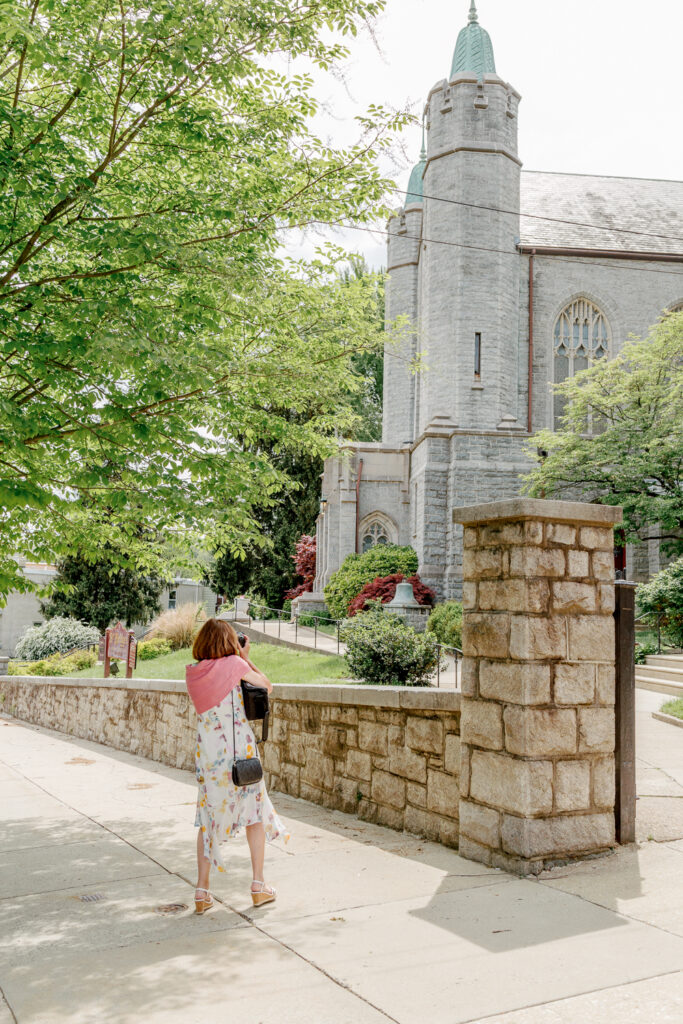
[{"xmin": 195, "ymin": 685, "xmax": 289, "ymax": 872}]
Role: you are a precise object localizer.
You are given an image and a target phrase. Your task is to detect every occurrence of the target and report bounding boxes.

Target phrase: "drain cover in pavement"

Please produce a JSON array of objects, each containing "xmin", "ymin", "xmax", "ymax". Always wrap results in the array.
[
  {"xmin": 78, "ymin": 893, "xmax": 106, "ymax": 903},
  {"xmin": 155, "ymin": 903, "xmax": 188, "ymax": 916}
]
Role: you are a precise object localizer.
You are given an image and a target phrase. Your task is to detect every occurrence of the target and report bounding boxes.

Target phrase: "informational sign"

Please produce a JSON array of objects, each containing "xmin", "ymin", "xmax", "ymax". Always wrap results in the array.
[
  {"xmin": 102, "ymin": 622, "xmax": 137, "ymax": 679},
  {"xmin": 108, "ymin": 622, "xmax": 130, "ymax": 661}
]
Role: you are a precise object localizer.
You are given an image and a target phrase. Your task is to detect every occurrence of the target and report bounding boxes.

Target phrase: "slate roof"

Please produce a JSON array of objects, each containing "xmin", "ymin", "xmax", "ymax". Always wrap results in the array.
[{"xmin": 519, "ymin": 171, "xmax": 683, "ymax": 256}]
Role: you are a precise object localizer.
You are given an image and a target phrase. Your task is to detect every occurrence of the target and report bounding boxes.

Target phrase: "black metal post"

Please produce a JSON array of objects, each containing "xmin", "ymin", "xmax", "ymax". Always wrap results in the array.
[
  {"xmin": 437, "ymin": 645, "xmax": 440, "ymax": 688},
  {"xmin": 614, "ymin": 581, "xmax": 637, "ymax": 844},
  {"xmin": 314, "ymin": 619, "xmax": 317, "ymax": 649},
  {"xmin": 337, "ymin": 621, "xmax": 340, "ymax": 654},
  {"xmin": 278, "ymin": 612, "xmax": 281, "ymax": 639}
]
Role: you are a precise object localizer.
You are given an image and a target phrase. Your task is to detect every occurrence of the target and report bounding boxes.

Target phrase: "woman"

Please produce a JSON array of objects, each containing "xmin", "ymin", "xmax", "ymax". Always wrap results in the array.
[{"xmin": 186, "ymin": 618, "xmax": 288, "ymax": 914}]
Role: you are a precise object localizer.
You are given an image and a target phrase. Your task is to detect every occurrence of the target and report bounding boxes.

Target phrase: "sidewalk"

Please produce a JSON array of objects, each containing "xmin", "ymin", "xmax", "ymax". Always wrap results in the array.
[{"xmin": 0, "ymin": 691, "xmax": 682, "ymax": 1024}]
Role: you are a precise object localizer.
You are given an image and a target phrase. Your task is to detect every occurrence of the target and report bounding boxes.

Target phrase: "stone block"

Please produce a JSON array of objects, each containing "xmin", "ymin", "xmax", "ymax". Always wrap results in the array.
[
  {"xmin": 462, "ymin": 581, "xmax": 478, "ymax": 609},
  {"xmin": 524, "ymin": 521, "xmax": 544, "ymax": 545},
  {"xmin": 510, "ymin": 615, "xmax": 567, "ymax": 660},
  {"xmin": 262, "ymin": 744, "xmax": 281, "ymax": 773},
  {"xmin": 479, "ymin": 579, "xmax": 549, "ymax": 614},
  {"xmin": 501, "ymin": 812, "xmax": 615, "ymax": 859},
  {"xmin": 555, "ymin": 760, "xmax": 591, "ymax": 811},
  {"xmin": 444, "ymin": 733, "xmax": 461, "ymax": 775},
  {"xmin": 567, "ymin": 616, "xmax": 614, "ymax": 662},
  {"xmin": 462, "ymin": 613, "xmax": 510, "ymax": 658},
  {"xmin": 301, "ymin": 752, "xmax": 334, "ymax": 790},
  {"xmin": 554, "ymin": 663, "xmax": 595, "ymax": 705},
  {"xmin": 457, "ymin": 835, "xmax": 493, "ymax": 866},
  {"xmin": 358, "ymin": 720, "xmax": 388, "ymax": 756},
  {"xmin": 459, "ymin": 799, "xmax": 500, "ymax": 847},
  {"xmin": 469, "ymin": 751, "xmax": 553, "ymax": 816},
  {"xmin": 388, "ymin": 745, "xmax": 427, "ymax": 783},
  {"xmin": 567, "ymin": 550, "xmax": 589, "ymax": 578},
  {"xmin": 438, "ymin": 815, "xmax": 460, "ymax": 849},
  {"xmin": 579, "ymin": 526, "xmax": 614, "ymax": 550},
  {"xmin": 546, "ymin": 524, "xmax": 576, "ymax": 546},
  {"xmin": 371, "ymin": 769, "xmax": 406, "ymax": 810},
  {"xmin": 598, "ymin": 584, "xmax": 615, "ymax": 614},
  {"xmin": 592, "ymin": 756, "xmax": 616, "ymax": 809},
  {"xmin": 405, "ymin": 715, "xmax": 443, "ymax": 754},
  {"xmin": 461, "ymin": 658, "xmax": 478, "ymax": 696},
  {"xmin": 578, "ymin": 707, "xmax": 615, "ymax": 753},
  {"xmin": 552, "ymin": 582, "xmax": 596, "ymax": 615},
  {"xmin": 504, "ymin": 706, "xmax": 577, "ymax": 757},
  {"xmin": 404, "ymin": 804, "xmax": 440, "ymax": 841},
  {"xmin": 463, "ymin": 526, "xmax": 478, "ymax": 549},
  {"xmin": 376, "ymin": 804, "xmax": 405, "ymax": 830},
  {"xmin": 406, "ymin": 781, "xmax": 427, "ymax": 807},
  {"xmin": 592, "ymin": 550, "xmax": 615, "ymax": 580},
  {"xmin": 509, "ymin": 548, "xmax": 565, "ymax": 578},
  {"xmin": 322, "ymin": 726, "xmax": 348, "ymax": 758},
  {"xmin": 479, "ymin": 660, "xmax": 551, "ymax": 705},
  {"xmin": 462, "ymin": 548, "xmax": 503, "ymax": 580},
  {"xmin": 595, "ymin": 665, "xmax": 616, "ymax": 704},
  {"xmin": 479, "ymin": 522, "xmax": 524, "ymax": 547},
  {"xmin": 460, "ymin": 744, "xmax": 471, "ymax": 798},
  {"xmin": 287, "ymin": 734, "xmax": 307, "ymax": 766},
  {"xmin": 346, "ymin": 748, "xmax": 372, "ymax": 781},
  {"xmin": 427, "ymin": 769, "xmax": 460, "ymax": 817},
  {"xmin": 461, "ymin": 699, "xmax": 503, "ymax": 750}
]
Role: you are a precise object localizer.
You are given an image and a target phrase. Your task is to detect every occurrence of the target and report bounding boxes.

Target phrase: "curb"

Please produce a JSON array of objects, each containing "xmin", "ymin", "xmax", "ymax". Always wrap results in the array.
[{"xmin": 652, "ymin": 711, "xmax": 683, "ymax": 730}]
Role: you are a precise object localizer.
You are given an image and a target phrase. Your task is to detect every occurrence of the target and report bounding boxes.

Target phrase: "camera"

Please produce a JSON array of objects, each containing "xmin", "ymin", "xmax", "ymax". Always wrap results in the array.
[{"xmin": 237, "ymin": 632, "xmax": 247, "ymax": 648}]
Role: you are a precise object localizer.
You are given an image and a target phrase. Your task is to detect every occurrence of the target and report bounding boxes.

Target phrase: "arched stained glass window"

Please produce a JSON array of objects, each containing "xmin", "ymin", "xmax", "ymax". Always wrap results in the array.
[
  {"xmin": 553, "ymin": 299, "xmax": 611, "ymax": 427},
  {"xmin": 361, "ymin": 521, "xmax": 389, "ymax": 553}
]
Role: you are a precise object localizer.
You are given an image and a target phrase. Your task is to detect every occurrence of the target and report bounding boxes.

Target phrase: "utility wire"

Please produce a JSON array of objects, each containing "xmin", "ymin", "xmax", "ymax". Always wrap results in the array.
[
  {"xmin": 307, "ymin": 220, "xmax": 683, "ymax": 279},
  {"xmin": 391, "ymin": 187, "xmax": 683, "ymax": 246}
]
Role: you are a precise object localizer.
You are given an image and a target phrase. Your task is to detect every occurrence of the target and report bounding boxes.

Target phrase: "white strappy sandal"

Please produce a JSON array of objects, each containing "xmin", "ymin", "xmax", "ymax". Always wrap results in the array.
[
  {"xmin": 194, "ymin": 887, "xmax": 215, "ymax": 914},
  {"xmin": 251, "ymin": 881, "xmax": 276, "ymax": 907}
]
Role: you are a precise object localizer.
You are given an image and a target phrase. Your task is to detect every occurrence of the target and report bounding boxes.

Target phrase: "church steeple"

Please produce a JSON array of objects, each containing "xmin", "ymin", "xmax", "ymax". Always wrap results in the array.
[
  {"xmin": 451, "ymin": 1, "xmax": 496, "ymax": 80},
  {"xmin": 405, "ymin": 122, "xmax": 426, "ymax": 205}
]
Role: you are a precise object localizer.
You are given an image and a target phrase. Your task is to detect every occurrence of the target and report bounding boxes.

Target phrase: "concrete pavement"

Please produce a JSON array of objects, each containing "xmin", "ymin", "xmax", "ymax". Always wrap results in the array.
[{"xmin": 0, "ymin": 689, "xmax": 682, "ymax": 1024}]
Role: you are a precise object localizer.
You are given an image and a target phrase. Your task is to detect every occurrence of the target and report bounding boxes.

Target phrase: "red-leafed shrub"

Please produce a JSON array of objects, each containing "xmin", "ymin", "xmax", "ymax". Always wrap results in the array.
[
  {"xmin": 285, "ymin": 534, "xmax": 316, "ymax": 600},
  {"xmin": 347, "ymin": 573, "xmax": 435, "ymax": 617}
]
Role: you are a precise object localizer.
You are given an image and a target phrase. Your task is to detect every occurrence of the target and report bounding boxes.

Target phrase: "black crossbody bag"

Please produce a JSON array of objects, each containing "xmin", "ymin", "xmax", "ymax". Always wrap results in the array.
[{"xmin": 231, "ymin": 685, "xmax": 266, "ymax": 788}]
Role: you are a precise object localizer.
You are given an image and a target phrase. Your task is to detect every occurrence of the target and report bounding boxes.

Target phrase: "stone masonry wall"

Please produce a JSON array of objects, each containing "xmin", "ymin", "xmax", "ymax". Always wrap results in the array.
[
  {"xmin": 263, "ymin": 687, "xmax": 461, "ymax": 847},
  {"xmin": 454, "ymin": 498, "xmax": 622, "ymax": 875},
  {"xmin": 0, "ymin": 677, "xmax": 461, "ymax": 848}
]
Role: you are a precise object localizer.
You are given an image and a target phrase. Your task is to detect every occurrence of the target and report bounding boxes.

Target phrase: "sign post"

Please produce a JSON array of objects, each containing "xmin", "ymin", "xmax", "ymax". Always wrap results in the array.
[{"xmin": 99, "ymin": 623, "xmax": 137, "ymax": 679}]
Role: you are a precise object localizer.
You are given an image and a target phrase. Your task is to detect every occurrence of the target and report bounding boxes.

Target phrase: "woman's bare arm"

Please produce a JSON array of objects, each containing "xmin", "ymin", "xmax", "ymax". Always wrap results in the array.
[{"xmin": 242, "ymin": 666, "xmax": 272, "ymax": 694}]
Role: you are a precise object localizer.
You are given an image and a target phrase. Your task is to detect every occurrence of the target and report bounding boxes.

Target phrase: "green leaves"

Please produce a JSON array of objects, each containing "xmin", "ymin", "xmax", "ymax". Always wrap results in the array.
[
  {"xmin": 0, "ymin": 0, "xmax": 401, "ymax": 599},
  {"xmin": 524, "ymin": 313, "xmax": 683, "ymax": 554}
]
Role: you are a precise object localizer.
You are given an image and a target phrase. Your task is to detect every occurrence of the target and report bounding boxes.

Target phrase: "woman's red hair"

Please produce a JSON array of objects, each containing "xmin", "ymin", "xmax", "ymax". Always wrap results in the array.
[{"xmin": 192, "ymin": 618, "xmax": 242, "ymax": 662}]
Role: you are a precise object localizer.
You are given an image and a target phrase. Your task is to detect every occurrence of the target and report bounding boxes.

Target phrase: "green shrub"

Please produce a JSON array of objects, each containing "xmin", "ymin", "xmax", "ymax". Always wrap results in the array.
[
  {"xmin": 67, "ymin": 649, "xmax": 97, "ymax": 670},
  {"xmin": 426, "ymin": 601, "xmax": 463, "ymax": 649},
  {"xmin": 638, "ymin": 558, "xmax": 683, "ymax": 649},
  {"xmin": 341, "ymin": 605, "xmax": 439, "ymax": 686},
  {"xmin": 634, "ymin": 640, "xmax": 658, "ymax": 664},
  {"xmin": 138, "ymin": 638, "xmax": 172, "ymax": 660},
  {"xmin": 325, "ymin": 545, "xmax": 419, "ymax": 620},
  {"xmin": 14, "ymin": 617, "xmax": 100, "ymax": 661}
]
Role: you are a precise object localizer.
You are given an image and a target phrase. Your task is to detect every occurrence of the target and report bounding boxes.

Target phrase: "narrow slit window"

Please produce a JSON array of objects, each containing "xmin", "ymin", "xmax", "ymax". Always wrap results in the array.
[{"xmin": 474, "ymin": 333, "xmax": 482, "ymax": 379}]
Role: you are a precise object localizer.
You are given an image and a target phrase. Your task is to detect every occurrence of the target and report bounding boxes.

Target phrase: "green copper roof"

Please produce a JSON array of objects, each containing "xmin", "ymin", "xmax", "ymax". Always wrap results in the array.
[
  {"xmin": 451, "ymin": 1, "xmax": 496, "ymax": 80},
  {"xmin": 405, "ymin": 130, "xmax": 426, "ymax": 206}
]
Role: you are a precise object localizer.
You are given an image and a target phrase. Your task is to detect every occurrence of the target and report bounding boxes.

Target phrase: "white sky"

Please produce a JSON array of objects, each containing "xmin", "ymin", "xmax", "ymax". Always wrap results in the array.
[{"xmin": 292, "ymin": 0, "xmax": 683, "ymax": 269}]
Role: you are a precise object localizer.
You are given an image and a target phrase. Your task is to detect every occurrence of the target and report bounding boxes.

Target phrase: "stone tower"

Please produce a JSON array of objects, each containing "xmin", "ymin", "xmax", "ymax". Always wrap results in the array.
[{"xmin": 385, "ymin": 2, "xmax": 528, "ymax": 598}]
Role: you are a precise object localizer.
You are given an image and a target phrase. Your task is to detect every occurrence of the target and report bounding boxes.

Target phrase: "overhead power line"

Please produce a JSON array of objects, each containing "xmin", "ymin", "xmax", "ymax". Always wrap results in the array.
[
  {"xmin": 307, "ymin": 220, "xmax": 683, "ymax": 279},
  {"xmin": 390, "ymin": 187, "xmax": 683, "ymax": 247}
]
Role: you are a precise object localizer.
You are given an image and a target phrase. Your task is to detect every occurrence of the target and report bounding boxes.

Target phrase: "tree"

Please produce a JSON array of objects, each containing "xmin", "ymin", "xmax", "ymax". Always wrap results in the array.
[
  {"xmin": 524, "ymin": 314, "xmax": 683, "ymax": 554},
  {"xmin": 637, "ymin": 557, "xmax": 683, "ymax": 649},
  {"xmin": 285, "ymin": 534, "xmax": 316, "ymax": 600},
  {"xmin": 340, "ymin": 256, "xmax": 385, "ymax": 441},
  {"xmin": 41, "ymin": 551, "xmax": 166, "ymax": 632},
  {"xmin": 0, "ymin": 0, "xmax": 407, "ymax": 600},
  {"xmin": 346, "ymin": 572, "xmax": 434, "ymax": 616}
]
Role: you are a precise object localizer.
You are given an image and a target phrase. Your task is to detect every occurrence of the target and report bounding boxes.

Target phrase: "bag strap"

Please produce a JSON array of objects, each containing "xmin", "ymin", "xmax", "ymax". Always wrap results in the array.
[{"xmin": 232, "ymin": 686, "xmax": 237, "ymax": 758}]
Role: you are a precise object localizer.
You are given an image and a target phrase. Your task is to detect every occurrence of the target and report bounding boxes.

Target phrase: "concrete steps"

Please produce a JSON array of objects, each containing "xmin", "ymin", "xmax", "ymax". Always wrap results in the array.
[{"xmin": 636, "ymin": 653, "xmax": 683, "ymax": 698}]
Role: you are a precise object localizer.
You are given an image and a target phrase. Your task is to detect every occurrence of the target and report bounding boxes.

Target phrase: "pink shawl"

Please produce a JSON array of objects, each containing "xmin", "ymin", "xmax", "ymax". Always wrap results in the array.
[{"xmin": 185, "ymin": 654, "xmax": 250, "ymax": 714}]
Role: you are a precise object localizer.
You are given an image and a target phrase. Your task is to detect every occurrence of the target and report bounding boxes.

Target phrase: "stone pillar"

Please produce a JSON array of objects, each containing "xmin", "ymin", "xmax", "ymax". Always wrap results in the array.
[{"xmin": 453, "ymin": 498, "xmax": 622, "ymax": 876}]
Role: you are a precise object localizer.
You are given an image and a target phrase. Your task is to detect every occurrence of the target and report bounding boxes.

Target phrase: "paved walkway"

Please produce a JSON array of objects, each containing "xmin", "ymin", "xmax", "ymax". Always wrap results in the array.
[{"xmin": 0, "ymin": 690, "xmax": 681, "ymax": 1024}]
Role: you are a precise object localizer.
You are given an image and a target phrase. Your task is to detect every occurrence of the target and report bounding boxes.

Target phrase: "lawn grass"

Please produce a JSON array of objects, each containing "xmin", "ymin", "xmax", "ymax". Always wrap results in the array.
[
  {"xmin": 661, "ymin": 697, "xmax": 683, "ymax": 721},
  {"xmin": 69, "ymin": 643, "xmax": 351, "ymax": 685}
]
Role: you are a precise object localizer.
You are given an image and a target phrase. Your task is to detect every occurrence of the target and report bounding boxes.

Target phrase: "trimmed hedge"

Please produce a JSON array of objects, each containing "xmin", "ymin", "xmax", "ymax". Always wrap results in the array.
[
  {"xmin": 426, "ymin": 601, "xmax": 463, "ymax": 649},
  {"xmin": 341, "ymin": 605, "xmax": 439, "ymax": 686},
  {"xmin": 324, "ymin": 545, "xmax": 418, "ymax": 620}
]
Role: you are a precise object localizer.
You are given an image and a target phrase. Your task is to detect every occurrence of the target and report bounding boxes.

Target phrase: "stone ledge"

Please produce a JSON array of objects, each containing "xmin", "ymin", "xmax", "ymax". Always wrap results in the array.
[
  {"xmin": 453, "ymin": 499, "xmax": 623, "ymax": 527},
  {"xmin": 1, "ymin": 676, "xmax": 461, "ymax": 712}
]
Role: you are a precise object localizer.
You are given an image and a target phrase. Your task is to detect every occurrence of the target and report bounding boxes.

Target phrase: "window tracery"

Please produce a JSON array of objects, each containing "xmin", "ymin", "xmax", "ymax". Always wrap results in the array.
[{"xmin": 553, "ymin": 299, "xmax": 611, "ymax": 427}]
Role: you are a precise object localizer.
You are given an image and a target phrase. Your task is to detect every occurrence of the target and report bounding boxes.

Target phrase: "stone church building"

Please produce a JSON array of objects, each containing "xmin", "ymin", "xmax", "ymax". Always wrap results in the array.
[{"xmin": 312, "ymin": 1, "xmax": 683, "ymax": 602}]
